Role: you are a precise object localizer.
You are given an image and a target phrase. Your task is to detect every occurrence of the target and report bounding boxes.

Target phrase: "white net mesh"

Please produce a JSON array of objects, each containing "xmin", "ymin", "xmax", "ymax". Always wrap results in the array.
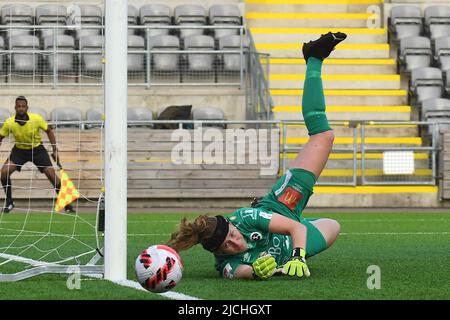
[
  {"xmin": 0, "ymin": 1, "xmax": 105, "ymax": 278},
  {"xmin": 0, "ymin": 121, "xmax": 104, "ymax": 276}
]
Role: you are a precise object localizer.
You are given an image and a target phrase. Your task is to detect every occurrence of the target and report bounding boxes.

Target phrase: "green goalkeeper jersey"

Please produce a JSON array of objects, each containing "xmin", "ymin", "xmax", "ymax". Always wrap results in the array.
[{"xmin": 214, "ymin": 207, "xmax": 293, "ymax": 279}]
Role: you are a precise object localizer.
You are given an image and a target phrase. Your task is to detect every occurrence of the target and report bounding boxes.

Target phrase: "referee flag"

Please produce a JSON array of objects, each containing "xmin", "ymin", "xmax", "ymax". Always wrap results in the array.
[{"xmin": 55, "ymin": 169, "xmax": 80, "ymax": 212}]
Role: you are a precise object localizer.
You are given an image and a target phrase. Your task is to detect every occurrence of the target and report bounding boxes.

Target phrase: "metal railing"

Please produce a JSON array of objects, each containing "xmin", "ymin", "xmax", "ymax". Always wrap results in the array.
[
  {"xmin": 280, "ymin": 120, "xmax": 450, "ymax": 186},
  {"xmin": 248, "ymin": 31, "xmax": 273, "ymax": 120},
  {"xmin": 0, "ymin": 117, "xmax": 446, "ymax": 185},
  {"xmin": 0, "ymin": 25, "xmax": 250, "ymax": 87}
]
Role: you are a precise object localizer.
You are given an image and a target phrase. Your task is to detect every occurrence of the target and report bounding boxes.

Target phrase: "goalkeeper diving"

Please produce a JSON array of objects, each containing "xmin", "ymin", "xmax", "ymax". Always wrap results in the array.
[{"xmin": 166, "ymin": 32, "xmax": 347, "ymax": 280}]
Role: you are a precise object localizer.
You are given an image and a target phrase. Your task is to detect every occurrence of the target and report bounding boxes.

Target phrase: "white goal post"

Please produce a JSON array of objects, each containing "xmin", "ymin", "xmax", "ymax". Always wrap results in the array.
[
  {"xmin": 104, "ymin": 0, "xmax": 128, "ymax": 282},
  {"xmin": 0, "ymin": 0, "xmax": 128, "ymax": 282}
]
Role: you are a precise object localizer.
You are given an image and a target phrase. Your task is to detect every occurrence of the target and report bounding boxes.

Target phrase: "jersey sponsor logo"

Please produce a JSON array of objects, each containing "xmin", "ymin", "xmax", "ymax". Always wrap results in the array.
[
  {"xmin": 259, "ymin": 211, "xmax": 272, "ymax": 220},
  {"xmin": 250, "ymin": 232, "xmax": 262, "ymax": 241},
  {"xmin": 278, "ymin": 187, "xmax": 302, "ymax": 210},
  {"xmin": 223, "ymin": 263, "xmax": 233, "ymax": 279}
]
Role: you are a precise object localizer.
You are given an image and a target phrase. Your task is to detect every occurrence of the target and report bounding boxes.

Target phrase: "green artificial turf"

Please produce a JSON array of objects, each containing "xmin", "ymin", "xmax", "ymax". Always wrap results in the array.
[{"xmin": 1, "ymin": 212, "xmax": 450, "ymax": 300}]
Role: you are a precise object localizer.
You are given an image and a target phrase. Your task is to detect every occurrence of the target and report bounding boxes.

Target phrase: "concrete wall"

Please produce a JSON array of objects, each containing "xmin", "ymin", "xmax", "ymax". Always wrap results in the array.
[{"xmin": 0, "ymin": 87, "xmax": 246, "ymax": 120}]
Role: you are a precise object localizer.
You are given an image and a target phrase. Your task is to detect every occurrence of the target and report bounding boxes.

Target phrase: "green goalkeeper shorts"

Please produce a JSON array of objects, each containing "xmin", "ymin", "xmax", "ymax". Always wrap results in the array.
[{"xmin": 254, "ymin": 168, "xmax": 327, "ymax": 257}]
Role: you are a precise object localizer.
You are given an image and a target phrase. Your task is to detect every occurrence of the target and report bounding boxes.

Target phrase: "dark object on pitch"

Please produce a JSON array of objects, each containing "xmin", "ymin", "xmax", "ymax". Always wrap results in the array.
[
  {"xmin": 97, "ymin": 194, "xmax": 105, "ymax": 232},
  {"xmin": 154, "ymin": 105, "xmax": 193, "ymax": 129}
]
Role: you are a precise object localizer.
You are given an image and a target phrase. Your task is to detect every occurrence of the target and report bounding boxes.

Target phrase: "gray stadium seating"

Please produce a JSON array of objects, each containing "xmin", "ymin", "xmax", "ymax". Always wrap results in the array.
[
  {"xmin": 174, "ymin": 4, "xmax": 207, "ymax": 39},
  {"xmin": 184, "ymin": 35, "xmax": 215, "ymax": 71},
  {"xmin": 0, "ymin": 108, "xmax": 11, "ymax": 122},
  {"xmin": 73, "ymin": 4, "xmax": 103, "ymax": 39},
  {"xmin": 128, "ymin": 5, "xmax": 138, "ymax": 35},
  {"xmin": 128, "ymin": 35, "xmax": 145, "ymax": 71},
  {"xmin": 421, "ymin": 98, "xmax": 450, "ymax": 121},
  {"xmin": 424, "ymin": 6, "xmax": 450, "ymax": 40},
  {"xmin": 128, "ymin": 107, "xmax": 153, "ymax": 127},
  {"xmin": 399, "ymin": 36, "xmax": 432, "ymax": 73},
  {"xmin": 79, "ymin": 35, "xmax": 103, "ymax": 72},
  {"xmin": 139, "ymin": 4, "xmax": 171, "ymax": 38},
  {"xmin": 43, "ymin": 35, "xmax": 75, "ymax": 72},
  {"xmin": 9, "ymin": 35, "xmax": 39, "ymax": 72},
  {"xmin": 422, "ymin": 98, "xmax": 450, "ymax": 132},
  {"xmin": 1, "ymin": 4, "xmax": 33, "ymax": 39},
  {"xmin": 192, "ymin": 107, "xmax": 225, "ymax": 128},
  {"xmin": 434, "ymin": 36, "xmax": 450, "ymax": 72},
  {"xmin": 389, "ymin": 6, "xmax": 422, "ymax": 42},
  {"xmin": 410, "ymin": 67, "xmax": 443, "ymax": 105},
  {"xmin": 148, "ymin": 35, "xmax": 180, "ymax": 71},
  {"xmin": 28, "ymin": 107, "xmax": 48, "ymax": 120},
  {"xmin": 209, "ymin": 4, "xmax": 242, "ymax": 39},
  {"xmin": 50, "ymin": 107, "xmax": 83, "ymax": 127},
  {"xmin": 36, "ymin": 4, "xmax": 67, "ymax": 38},
  {"xmin": 219, "ymin": 35, "xmax": 249, "ymax": 71}
]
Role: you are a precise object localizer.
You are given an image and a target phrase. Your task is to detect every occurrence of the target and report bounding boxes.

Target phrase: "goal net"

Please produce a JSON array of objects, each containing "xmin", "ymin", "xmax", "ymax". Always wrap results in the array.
[
  {"xmin": 0, "ymin": 118, "xmax": 105, "ymax": 281},
  {"xmin": 0, "ymin": 0, "xmax": 128, "ymax": 283},
  {"xmin": 0, "ymin": 0, "xmax": 106, "ymax": 280}
]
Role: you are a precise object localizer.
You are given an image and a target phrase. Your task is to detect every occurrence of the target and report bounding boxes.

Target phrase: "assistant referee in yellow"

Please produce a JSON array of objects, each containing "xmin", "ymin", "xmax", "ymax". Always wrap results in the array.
[{"xmin": 0, "ymin": 96, "xmax": 75, "ymax": 213}]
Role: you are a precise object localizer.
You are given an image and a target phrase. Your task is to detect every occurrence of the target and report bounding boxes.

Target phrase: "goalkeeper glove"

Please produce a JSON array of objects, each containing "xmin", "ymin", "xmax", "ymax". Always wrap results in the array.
[
  {"xmin": 252, "ymin": 254, "xmax": 277, "ymax": 280},
  {"xmin": 282, "ymin": 247, "xmax": 310, "ymax": 278}
]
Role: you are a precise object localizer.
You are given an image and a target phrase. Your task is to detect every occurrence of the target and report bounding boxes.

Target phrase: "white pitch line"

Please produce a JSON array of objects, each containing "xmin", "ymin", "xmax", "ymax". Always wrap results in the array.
[{"xmin": 0, "ymin": 252, "xmax": 201, "ymax": 301}]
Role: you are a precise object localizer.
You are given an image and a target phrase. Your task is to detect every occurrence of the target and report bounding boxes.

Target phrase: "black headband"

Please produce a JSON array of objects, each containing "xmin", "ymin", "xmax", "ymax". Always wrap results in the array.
[{"xmin": 201, "ymin": 215, "xmax": 229, "ymax": 252}]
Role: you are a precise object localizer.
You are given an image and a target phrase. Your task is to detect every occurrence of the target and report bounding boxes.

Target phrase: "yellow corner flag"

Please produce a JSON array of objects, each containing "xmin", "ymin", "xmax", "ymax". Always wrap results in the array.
[{"xmin": 55, "ymin": 169, "xmax": 80, "ymax": 213}]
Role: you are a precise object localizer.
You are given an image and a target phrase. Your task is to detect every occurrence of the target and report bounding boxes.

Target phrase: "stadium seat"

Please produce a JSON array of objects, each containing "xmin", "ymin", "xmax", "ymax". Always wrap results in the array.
[
  {"xmin": 192, "ymin": 107, "xmax": 225, "ymax": 128},
  {"xmin": 389, "ymin": 6, "xmax": 422, "ymax": 42},
  {"xmin": 421, "ymin": 98, "xmax": 450, "ymax": 121},
  {"xmin": 1, "ymin": 4, "xmax": 33, "ymax": 39},
  {"xmin": 50, "ymin": 107, "xmax": 83, "ymax": 127},
  {"xmin": 79, "ymin": 35, "xmax": 103, "ymax": 72},
  {"xmin": 148, "ymin": 35, "xmax": 180, "ymax": 71},
  {"xmin": 399, "ymin": 36, "xmax": 432, "ymax": 73},
  {"xmin": 410, "ymin": 67, "xmax": 444, "ymax": 106},
  {"xmin": 209, "ymin": 4, "xmax": 242, "ymax": 39},
  {"xmin": 43, "ymin": 35, "xmax": 75, "ymax": 72},
  {"xmin": 128, "ymin": 107, "xmax": 153, "ymax": 127},
  {"xmin": 73, "ymin": 4, "xmax": 103, "ymax": 39},
  {"xmin": 1, "ymin": 4, "xmax": 33, "ymax": 24},
  {"xmin": 422, "ymin": 98, "xmax": 450, "ymax": 132},
  {"xmin": 184, "ymin": 35, "xmax": 215, "ymax": 71},
  {"xmin": 218, "ymin": 35, "xmax": 249, "ymax": 72},
  {"xmin": 85, "ymin": 107, "xmax": 103, "ymax": 128},
  {"xmin": 128, "ymin": 35, "xmax": 145, "ymax": 72},
  {"xmin": 174, "ymin": 4, "xmax": 207, "ymax": 39},
  {"xmin": 139, "ymin": 4, "xmax": 171, "ymax": 38},
  {"xmin": 28, "ymin": 107, "xmax": 48, "ymax": 120},
  {"xmin": 434, "ymin": 36, "xmax": 450, "ymax": 72},
  {"xmin": 35, "ymin": 4, "xmax": 67, "ymax": 38},
  {"xmin": 9, "ymin": 35, "xmax": 40, "ymax": 72},
  {"xmin": 424, "ymin": 6, "xmax": 450, "ymax": 40},
  {"xmin": 0, "ymin": 108, "xmax": 11, "ymax": 122},
  {"xmin": 128, "ymin": 5, "xmax": 138, "ymax": 35}
]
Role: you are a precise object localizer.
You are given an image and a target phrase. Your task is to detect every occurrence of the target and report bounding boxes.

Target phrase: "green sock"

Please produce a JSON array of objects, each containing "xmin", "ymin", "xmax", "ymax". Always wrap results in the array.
[{"xmin": 302, "ymin": 57, "xmax": 331, "ymax": 136}]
